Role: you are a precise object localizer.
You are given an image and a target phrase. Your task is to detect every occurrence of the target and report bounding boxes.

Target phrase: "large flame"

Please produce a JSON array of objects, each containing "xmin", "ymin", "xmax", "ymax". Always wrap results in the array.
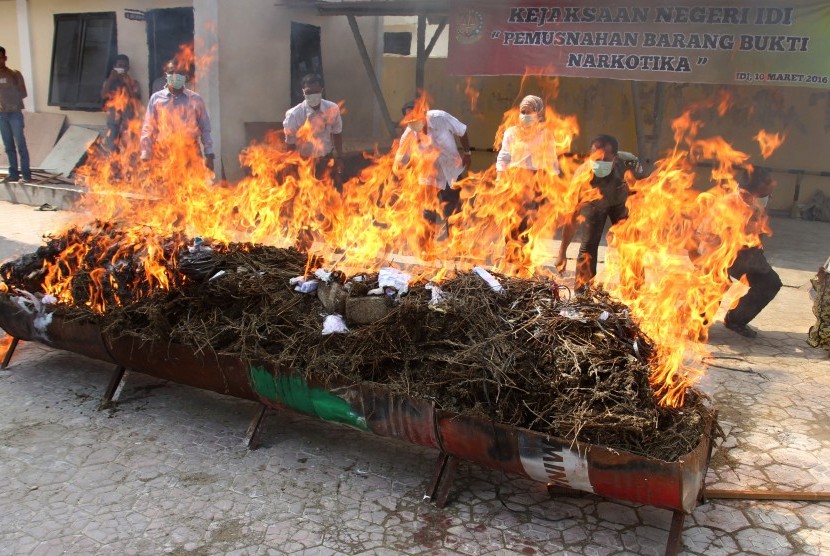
[
  {"xmin": 23, "ymin": 67, "xmax": 785, "ymax": 408},
  {"xmin": 601, "ymin": 97, "xmax": 784, "ymax": 407}
]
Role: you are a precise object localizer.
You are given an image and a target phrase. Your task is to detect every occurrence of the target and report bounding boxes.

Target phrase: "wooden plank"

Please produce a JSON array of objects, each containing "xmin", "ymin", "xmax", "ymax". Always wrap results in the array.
[
  {"xmin": 705, "ymin": 489, "xmax": 830, "ymax": 502},
  {"xmin": 0, "ymin": 111, "xmax": 66, "ymax": 168},
  {"xmin": 38, "ymin": 125, "xmax": 100, "ymax": 177}
]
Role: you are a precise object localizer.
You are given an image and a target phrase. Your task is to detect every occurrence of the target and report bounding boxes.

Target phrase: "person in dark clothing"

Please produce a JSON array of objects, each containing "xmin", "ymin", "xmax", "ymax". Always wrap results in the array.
[
  {"xmin": 688, "ymin": 167, "xmax": 782, "ymax": 338},
  {"xmin": 570, "ymin": 134, "xmax": 648, "ymax": 291},
  {"xmin": 721, "ymin": 168, "xmax": 782, "ymax": 338},
  {"xmin": 100, "ymin": 54, "xmax": 141, "ymax": 155}
]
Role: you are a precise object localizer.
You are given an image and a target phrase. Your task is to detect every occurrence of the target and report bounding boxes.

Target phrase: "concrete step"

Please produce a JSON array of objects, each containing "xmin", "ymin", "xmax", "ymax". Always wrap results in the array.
[{"xmin": 0, "ymin": 181, "xmax": 84, "ymax": 211}]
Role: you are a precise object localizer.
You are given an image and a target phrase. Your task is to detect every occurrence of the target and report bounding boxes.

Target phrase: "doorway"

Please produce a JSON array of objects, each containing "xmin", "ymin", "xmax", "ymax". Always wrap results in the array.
[
  {"xmin": 146, "ymin": 7, "xmax": 195, "ymax": 94},
  {"xmin": 290, "ymin": 22, "xmax": 323, "ymax": 106}
]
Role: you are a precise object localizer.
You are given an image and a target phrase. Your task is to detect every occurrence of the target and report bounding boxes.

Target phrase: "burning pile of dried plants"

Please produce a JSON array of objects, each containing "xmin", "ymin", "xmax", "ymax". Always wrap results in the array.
[{"xmin": 1, "ymin": 224, "xmax": 714, "ymax": 461}]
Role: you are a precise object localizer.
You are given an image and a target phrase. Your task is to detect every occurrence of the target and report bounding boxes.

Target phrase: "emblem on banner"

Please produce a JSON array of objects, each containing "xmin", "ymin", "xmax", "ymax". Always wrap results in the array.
[{"xmin": 455, "ymin": 8, "xmax": 484, "ymax": 45}]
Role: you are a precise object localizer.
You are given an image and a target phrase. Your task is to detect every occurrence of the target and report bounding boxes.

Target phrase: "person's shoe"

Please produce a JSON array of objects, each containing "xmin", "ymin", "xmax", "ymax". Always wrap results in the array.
[
  {"xmin": 1, "ymin": 175, "xmax": 20, "ymax": 184},
  {"xmin": 723, "ymin": 314, "xmax": 758, "ymax": 338}
]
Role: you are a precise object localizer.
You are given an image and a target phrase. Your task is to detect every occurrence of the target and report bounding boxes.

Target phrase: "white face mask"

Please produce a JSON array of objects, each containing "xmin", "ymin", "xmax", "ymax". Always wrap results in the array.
[
  {"xmin": 304, "ymin": 93, "xmax": 323, "ymax": 107},
  {"xmin": 592, "ymin": 160, "xmax": 614, "ymax": 178},
  {"xmin": 113, "ymin": 67, "xmax": 127, "ymax": 74},
  {"xmin": 519, "ymin": 113, "xmax": 538, "ymax": 127},
  {"xmin": 758, "ymin": 195, "xmax": 769, "ymax": 207},
  {"xmin": 407, "ymin": 121, "xmax": 425, "ymax": 133},
  {"xmin": 167, "ymin": 73, "xmax": 186, "ymax": 89}
]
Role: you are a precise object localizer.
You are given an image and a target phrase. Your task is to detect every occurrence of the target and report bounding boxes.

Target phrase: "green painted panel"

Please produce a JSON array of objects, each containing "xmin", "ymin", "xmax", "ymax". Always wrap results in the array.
[{"xmin": 248, "ymin": 366, "xmax": 368, "ymax": 431}]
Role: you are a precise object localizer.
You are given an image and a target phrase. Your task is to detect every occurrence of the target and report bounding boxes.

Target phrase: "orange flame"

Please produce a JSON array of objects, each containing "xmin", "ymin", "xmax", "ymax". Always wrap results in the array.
[
  {"xmin": 0, "ymin": 334, "xmax": 16, "ymax": 362},
  {"xmin": 463, "ymin": 77, "xmax": 480, "ymax": 114},
  {"xmin": 602, "ymin": 99, "xmax": 783, "ymax": 407},
  {"xmin": 754, "ymin": 130, "xmax": 786, "ymax": 159},
  {"xmin": 36, "ymin": 60, "xmax": 785, "ymax": 410}
]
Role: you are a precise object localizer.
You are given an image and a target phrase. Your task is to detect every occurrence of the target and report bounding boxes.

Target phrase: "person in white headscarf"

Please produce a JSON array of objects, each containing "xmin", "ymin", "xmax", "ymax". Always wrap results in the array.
[
  {"xmin": 496, "ymin": 95, "xmax": 560, "ymax": 178},
  {"xmin": 495, "ymin": 95, "xmax": 561, "ymax": 246}
]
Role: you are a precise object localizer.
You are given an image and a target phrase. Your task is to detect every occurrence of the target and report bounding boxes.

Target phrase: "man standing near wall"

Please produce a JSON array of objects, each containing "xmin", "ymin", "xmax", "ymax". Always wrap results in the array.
[
  {"xmin": 140, "ymin": 61, "xmax": 214, "ymax": 172},
  {"xmin": 282, "ymin": 73, "xmax": 344, "ymax": 189},
  {"xmin": 0, "ymin": 46, "xmax": 31, "ymax": 184},
  {"xmin": 395, "ymin": 99, "xmax": 471, "ymax": 236}
]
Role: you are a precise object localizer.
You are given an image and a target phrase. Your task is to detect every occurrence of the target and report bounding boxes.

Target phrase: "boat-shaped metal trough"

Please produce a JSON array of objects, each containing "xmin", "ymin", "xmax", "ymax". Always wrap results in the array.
[{"xmin": 0, "ymin": 295, "xmax": 714, "ymax": 555}]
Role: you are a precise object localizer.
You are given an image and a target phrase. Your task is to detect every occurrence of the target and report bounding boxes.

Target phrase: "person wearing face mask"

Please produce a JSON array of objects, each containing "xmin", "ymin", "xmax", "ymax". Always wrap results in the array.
[
  {"xmin": 496, "ymin": 95, "xmax": 560, "ymax": 178},
  {"xmin": 100, "ymin": 54, "xmax": 141, "ymax": 156},
  {"xmin": 495, "ymin": 95, "xmax": 561, "ymax": 247},
  {"xmin": 282, "ymin": 73, "xmax": 344, "ymax": 189},
  {"xmin": 151, "ymin": 61, "xmax": 195, "ymax": 95},
  {"xmin": 394, "ymin": 100, "xmax": 472, "ymax": 232},
  {"xmin": 0, "ymin": 45, "xmax": 30, "ymax": 184},
  {"xmin": 140, "ymin": 62, "xmax": 214, "ymax": 172},
  {"xmin": 570, "ymin": 134, "xmax": 649, "ymax": 292},
  {"xmin": 690, "ymin": 167, "xmax": 782, "ymax": 338}
]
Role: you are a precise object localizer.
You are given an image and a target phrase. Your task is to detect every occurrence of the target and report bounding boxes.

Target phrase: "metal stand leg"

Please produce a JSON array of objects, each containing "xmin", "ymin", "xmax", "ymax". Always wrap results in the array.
[
  {"xmin": 244, "ymin": 403, "xmax": 269, "ymax": 450},
  {"xmin": 1, "ymin": 337, "xmax": 20, "ymax": 369},
  {"xmin": 665, "ymin": 510, "xmax": 686, "ymax": 556},
  {"xmin": 99, "ymin": 365, "xmax": 127, "ymax": 410},
  {"xmin": 424, "ymin": 452, "xmax": 459, "ymax": 508},
  {"xmin": 547, "ymin": 483, "xmax": 582, "ymax": 498}
]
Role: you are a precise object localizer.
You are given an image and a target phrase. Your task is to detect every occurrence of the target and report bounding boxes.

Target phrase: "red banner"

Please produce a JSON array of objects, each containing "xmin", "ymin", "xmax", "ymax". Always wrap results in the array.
[{"xmin": 448, "ymin": 1, "xmax": 830, "ymax": 88}]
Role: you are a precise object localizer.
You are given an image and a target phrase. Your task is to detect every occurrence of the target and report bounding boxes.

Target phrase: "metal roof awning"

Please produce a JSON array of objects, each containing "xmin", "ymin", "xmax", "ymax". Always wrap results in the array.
[{"xmin": 314, "ymin": 1, "xmax": 449, "ymax": 17}]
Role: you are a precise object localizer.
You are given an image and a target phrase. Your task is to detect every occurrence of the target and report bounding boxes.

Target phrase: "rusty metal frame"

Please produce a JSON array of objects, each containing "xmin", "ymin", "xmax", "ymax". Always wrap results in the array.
[
  {"xmin": 99, "ymin": 365, "xmax": 127, "ymax": 410},
  {"xmin": 0, "ymin": 297, "xmax": 718, "ymax": 552},
  {"xmin": 1, "ymin": 336, "xmax": 19, "ymax": 369},
  {"xmin": 424, "ymin": 452, "xmax": 459, "ymax": 508},
  {"xmin": 244, "ymin": 403, "xmax": 270, "ymax": 450}
]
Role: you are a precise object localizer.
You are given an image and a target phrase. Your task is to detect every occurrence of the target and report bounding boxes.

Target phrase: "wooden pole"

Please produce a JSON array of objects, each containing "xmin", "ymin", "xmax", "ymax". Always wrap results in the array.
[
  {"xmin": 705, "ymin": 489, "xmax": 830, "ymax": 502},
  {"xmin": 346, "ymin": 15, "xmax": 397, "ymax": 138},
  {"xmin": 424, "ymin": 17, "xmax": 447, "ymax": 58},
  {"xmin": 415, "ymin": 14, "xmax": 426, "ymax": 95},
  {"xmin": 630, "ymin": 81, "xmax": 648, "ymax": 160},
  {"xmin": 650, "ymin": 82, "xmax": 666, "ymax": 165}
]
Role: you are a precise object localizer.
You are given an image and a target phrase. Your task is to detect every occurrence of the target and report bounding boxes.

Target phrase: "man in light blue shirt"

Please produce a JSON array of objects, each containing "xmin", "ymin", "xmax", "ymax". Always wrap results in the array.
[{"xmin": 140, "ymin": 63, "xmax": 214, "ymax": 172}]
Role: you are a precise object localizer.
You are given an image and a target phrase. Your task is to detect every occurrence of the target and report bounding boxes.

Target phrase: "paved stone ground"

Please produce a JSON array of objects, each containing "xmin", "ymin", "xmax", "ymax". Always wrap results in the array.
[{"xmin": 1, "ymin": 200, "xmax": 829, "ymax": 555}]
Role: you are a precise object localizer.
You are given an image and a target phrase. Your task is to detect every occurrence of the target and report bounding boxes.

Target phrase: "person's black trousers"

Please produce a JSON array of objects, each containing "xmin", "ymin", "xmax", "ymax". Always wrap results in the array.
[
  {"xmin": 576, "ymin": 202, "xmax": 629, "ymax": 288},
  {"xmin": 726, "ymin": 247, "xmax": 782, "ymax": 326}
]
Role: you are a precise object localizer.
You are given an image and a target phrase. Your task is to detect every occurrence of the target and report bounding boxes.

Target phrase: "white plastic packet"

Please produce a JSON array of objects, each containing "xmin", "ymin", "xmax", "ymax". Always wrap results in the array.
[
  {"xmin": 378, "ymin": 267, "xmax": 411, "ymax": 295},
  {"xmin": 473, "ymin": 266, "xmax": 503, "ymax": 292},
  {"xmin": 322, "ymin": 314, "xmax": 349, "ymax": 335},
  {"xmin": 314, "ymin": 268, "xmax": 333, "ymax": 283},
  {"xmin": 425, "ymin": 283, "xmax": 446, "ymax": 305},
  {"xmin": 559, "ymin": 307, "xmax": 585, "ymax": 321},
  {"xmin": 290, "ymin": 276, "xmax": 319, "ymax": 293}
]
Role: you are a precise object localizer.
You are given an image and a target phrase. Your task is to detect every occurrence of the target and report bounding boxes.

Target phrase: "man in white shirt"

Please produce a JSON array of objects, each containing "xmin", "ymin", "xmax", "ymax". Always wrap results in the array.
[
  {"xmin": 282, "ymin": 73, "xmax": 344, "ymax": 189},
  {"xmin": 394, "ymin": 100, "xmax": 471, "ymax": 231}
]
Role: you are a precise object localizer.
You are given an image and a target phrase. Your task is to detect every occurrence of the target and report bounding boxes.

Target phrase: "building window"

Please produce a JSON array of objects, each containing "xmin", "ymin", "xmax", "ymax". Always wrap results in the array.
[
  {"xmin": 383, "ymin": 32, "xmax": 412, "ymax": 55},
  {"xmin": 49, "ymin": 12, "xmax": 117, "ymax": 110}
]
